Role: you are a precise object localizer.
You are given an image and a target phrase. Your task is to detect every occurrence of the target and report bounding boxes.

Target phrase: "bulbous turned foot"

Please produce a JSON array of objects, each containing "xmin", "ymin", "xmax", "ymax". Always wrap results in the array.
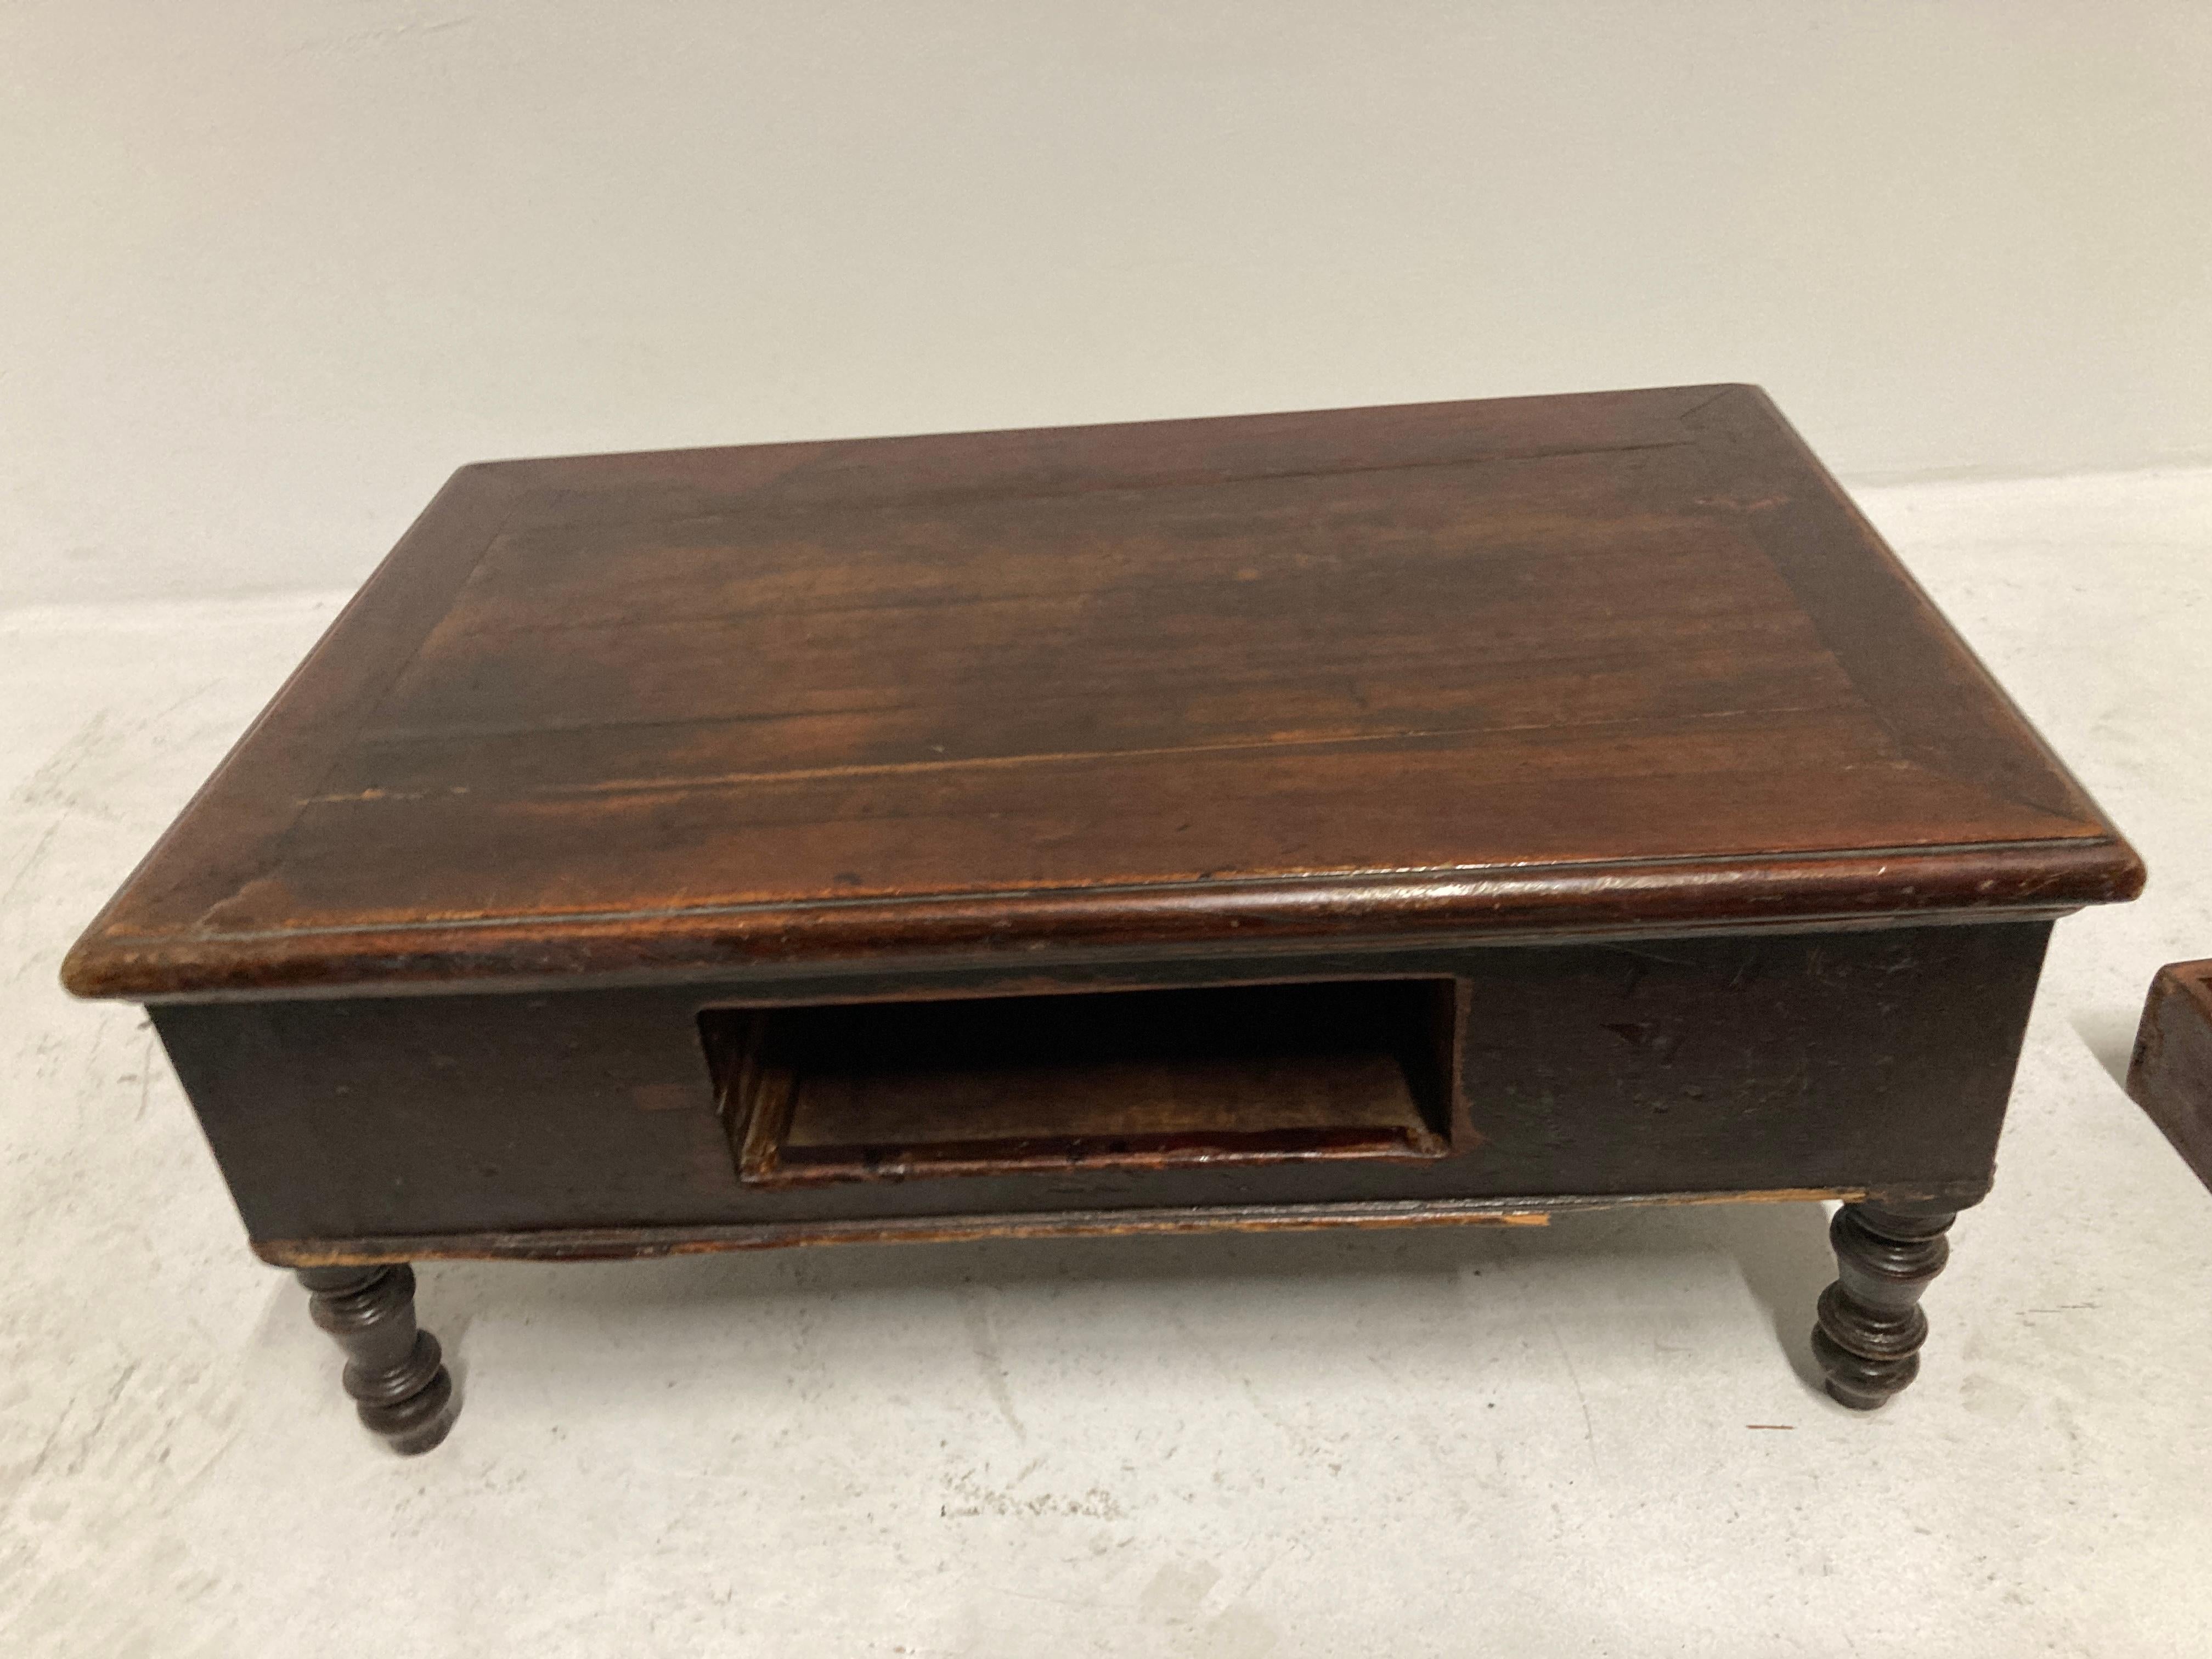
[
  {"xmin": 297, "ymin": 1264, "xmax": 457, "ymax": 1454},
  {"xmin": 1811, "ymin": 1203, "xmax": 1956, "ymax": 1410}
]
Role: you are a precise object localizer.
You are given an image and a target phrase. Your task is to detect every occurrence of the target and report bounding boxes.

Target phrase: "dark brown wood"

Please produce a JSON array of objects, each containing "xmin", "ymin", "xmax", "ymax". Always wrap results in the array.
[
  {"xmin": 296, "ymin": 1264, "xmax": 456, "ymax": 1454},
  {"xmin": 711, "ymin": 979, "xmax": 1454, "ymax": 1186},
  {"xmin": 261, "ymin": 1192, "xmax": 1851, "ymax": 1267},
  {"xmin": 59, "ymin": 388, "xmax": 2144, "ymax": 1447},
  {"xmin": 2128, "ymin": 960, "xmax": 2212, "ymax": 1190},
  {"xmin": 147, "ymin": 923, "xmax": 2047, "ymax": 1246},
  {"xmin": 1812, "ymin": 1202, "xmax": 1956, "ymax": 1409},
  {"xmin": 62, "ymin": 386, "xmax": 2137, "ymax": 1003}
]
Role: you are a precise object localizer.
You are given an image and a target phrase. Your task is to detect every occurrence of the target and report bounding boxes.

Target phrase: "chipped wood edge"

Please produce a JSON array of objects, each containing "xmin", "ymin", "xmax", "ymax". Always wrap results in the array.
[{"xmin": 252, "ymin": 1186, "xmax": 1893, "ymax": 1267}]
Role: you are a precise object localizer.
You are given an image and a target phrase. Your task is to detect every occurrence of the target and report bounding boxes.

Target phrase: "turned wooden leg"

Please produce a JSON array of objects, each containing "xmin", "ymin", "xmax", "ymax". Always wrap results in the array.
[
  {"xmin": 1811, "ymin": 1203, "xmax": 1955, "ymax": 1409},
  {"xmin": 297, "ymin": 1265, "xmax": 457, "ymax": 1454}
]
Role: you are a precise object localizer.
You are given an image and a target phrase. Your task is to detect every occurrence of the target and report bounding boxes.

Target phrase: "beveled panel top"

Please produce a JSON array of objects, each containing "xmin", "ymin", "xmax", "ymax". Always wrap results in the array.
[{"xmin": 65, "ymin": 385, "xmax": 2140, "ymax": 998}]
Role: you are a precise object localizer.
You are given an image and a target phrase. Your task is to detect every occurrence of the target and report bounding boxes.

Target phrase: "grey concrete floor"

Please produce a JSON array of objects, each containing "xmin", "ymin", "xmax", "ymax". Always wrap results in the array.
[{"xmin": 3, "ymin": 468, "xmax": 2210, "ymax": 1655}]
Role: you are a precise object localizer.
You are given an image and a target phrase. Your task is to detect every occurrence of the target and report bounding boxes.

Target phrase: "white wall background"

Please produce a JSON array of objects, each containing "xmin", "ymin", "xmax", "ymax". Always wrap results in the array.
[{"xmin": 4, "ymin": 1, "xmax": 2208, "ymax": 607}]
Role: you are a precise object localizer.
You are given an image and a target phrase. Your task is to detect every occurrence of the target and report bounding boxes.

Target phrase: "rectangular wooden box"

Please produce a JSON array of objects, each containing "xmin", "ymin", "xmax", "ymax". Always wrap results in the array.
[
  {"xmin": 149, "ymin": 922, "xmax": 2053, "ymax": 1260},
  {"xmin": 65, "ymin": 386, "xmax": 2141, "ymax": 1440}
]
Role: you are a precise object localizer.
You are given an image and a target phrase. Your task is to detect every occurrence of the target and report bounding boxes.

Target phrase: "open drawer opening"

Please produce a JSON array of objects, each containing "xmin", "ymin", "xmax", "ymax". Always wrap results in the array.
[{"xmin": 699, "ymin": 978, "xmax": 1458, "ymax": 1187}]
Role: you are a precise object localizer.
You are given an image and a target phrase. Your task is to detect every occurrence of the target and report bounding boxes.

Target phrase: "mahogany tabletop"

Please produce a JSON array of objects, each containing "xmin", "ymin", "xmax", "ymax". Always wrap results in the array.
[{"xmin": 64, "ymin": 384, "xmax": 2141, "ymax": 1002}]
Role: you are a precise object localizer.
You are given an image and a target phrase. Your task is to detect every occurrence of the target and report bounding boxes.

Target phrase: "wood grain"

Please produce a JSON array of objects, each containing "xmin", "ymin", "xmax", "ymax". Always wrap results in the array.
[
  {"xmin": 259, "ymin": 1192, "xmax": 1874, "ymax": 1269},
  {"xmin": 58, "ymin": 391, "xmax": 2151, "ymax": 1438},
  {"xmin": 65, "ymin": 386, "xmax": 2139, "ymax": 1001}
]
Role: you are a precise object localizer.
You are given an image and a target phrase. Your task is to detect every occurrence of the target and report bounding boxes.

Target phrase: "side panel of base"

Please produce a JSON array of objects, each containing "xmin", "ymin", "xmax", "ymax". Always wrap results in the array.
[{"xmin": 153, "ymin": 921, "xmax": 2051, "ymax": 1250}]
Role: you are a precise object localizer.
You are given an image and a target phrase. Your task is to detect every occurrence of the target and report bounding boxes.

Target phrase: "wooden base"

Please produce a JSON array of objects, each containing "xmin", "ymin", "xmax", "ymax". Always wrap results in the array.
[
  {"xmin": 1811, "ymin": 1203, "xmax": 1955, "ymax": 1409},
  {"xmin": 297, "ymin": 1265, "xmax": 457, "ymax": 1455},
  {"xmin": 64, "ymin": 390, "xmax": 2134, "ymax": 1456}
]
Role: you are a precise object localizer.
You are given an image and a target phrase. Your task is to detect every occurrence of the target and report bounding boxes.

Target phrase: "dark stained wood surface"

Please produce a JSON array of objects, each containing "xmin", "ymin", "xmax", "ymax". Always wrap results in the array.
[
  {"xmin": 150, "ymin": 921, "xmax": 2052, "ymax": 1255},
  {"xmin": 65, "ymin": 386, "xmax": 2139, "ymax": 1001},
  {"xmin": 296, "ymin": 1264, "xmax": 456, "ymax": 1454},
  {"xmin": 716, "ymin": 979, "xmax": 1455, "ymax": 1186},
  {"xmin": 2128, "ymin": 959, "xmax": 2212, "ymax": 1190},
  {"xmin": 1812, "ymin": 1203, "xmax": 1956, "ymax": 1409}
]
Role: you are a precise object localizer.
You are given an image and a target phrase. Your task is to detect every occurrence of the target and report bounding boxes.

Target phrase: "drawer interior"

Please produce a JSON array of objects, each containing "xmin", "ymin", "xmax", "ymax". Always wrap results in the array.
[{"xmin": 699, "ymin": 978, "xmax": 1457, "ymax": 1186}]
